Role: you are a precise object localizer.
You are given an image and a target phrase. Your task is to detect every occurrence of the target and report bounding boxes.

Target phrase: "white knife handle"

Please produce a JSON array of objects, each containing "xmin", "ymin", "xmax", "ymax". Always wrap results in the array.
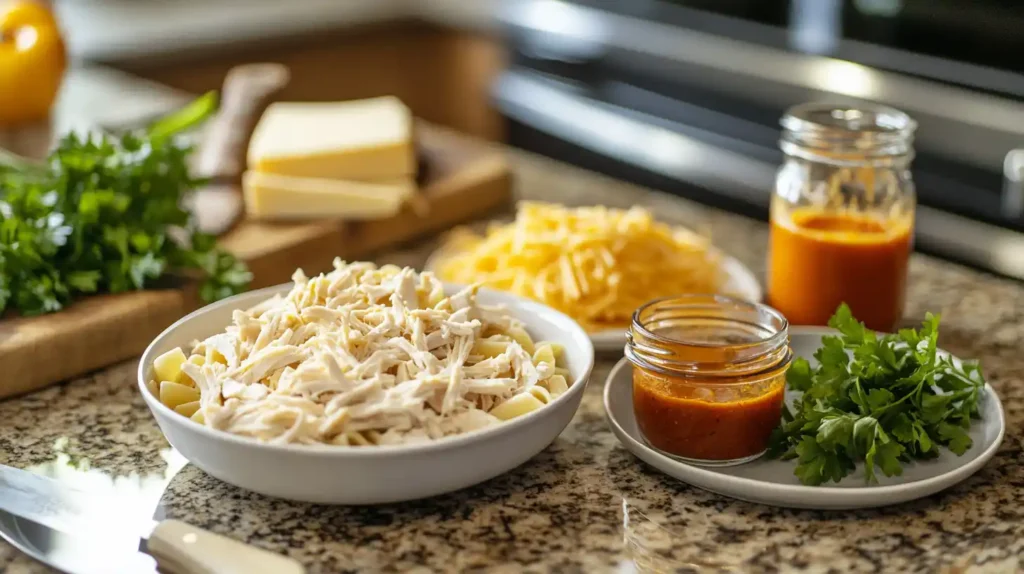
[{"xmin": 147, "ymin": 519, "xmax": 306, "ymax": 574}]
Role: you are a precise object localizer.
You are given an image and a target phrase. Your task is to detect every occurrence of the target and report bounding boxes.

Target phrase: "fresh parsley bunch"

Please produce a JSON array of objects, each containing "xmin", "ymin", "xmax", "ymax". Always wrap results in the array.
[
  {"xmin": 767, "ymin": 304, "xmax": 987, "ymax": 486},
  {"xmin": 0, "ymin": 93, "xmax": 251, "ymax": 316}
]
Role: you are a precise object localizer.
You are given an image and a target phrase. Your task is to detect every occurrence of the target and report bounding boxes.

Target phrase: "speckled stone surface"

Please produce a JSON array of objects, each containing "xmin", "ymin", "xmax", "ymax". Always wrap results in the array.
[{"xmin": 1, "ymin": 152, "xmax": 1022, "ymax": 574}]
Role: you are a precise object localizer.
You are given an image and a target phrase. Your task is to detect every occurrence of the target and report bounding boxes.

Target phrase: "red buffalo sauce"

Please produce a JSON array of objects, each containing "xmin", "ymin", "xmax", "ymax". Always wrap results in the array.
[
  {"xmin": 625, "ymin": 295, "xmax": 792, "ymax": 465},
  {"xmin": 768, "ymin": 207, "xmax": 912, "ymax": 333}
]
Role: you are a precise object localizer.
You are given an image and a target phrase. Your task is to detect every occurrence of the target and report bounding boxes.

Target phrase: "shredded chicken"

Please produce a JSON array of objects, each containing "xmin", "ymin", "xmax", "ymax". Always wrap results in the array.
[{"xmin": 155, "ymin": 260, "xmax": 571, "ymax": 446}]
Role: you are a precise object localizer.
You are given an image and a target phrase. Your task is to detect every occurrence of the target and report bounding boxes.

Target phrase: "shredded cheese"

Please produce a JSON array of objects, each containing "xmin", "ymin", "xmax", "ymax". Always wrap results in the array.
[{"xmin": 435, "ymin": 202, "xmax": 726, "ymax": 332}]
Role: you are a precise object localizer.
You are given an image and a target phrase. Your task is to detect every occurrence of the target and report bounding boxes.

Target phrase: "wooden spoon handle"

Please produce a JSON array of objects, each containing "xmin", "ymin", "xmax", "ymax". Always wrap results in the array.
[{"xmin": 195, "ymin": 63, "xmax": 290, "ymax": 182}]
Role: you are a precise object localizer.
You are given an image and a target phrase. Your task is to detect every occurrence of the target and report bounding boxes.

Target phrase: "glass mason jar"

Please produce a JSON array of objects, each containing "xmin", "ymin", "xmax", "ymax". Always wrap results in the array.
[
  {"xmin": 767, "ymin": 103, "xmax": 917, "ymax": 333},
  {"xmin": 624, "ymin": 294, "xmax": 792, "ymax": 467}
]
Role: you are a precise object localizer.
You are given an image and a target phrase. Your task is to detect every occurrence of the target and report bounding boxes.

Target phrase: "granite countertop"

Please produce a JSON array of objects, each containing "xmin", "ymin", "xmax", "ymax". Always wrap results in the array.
[{"xmin": 0, "ymin": 150, "xmax": 1021, "ymax": 573}]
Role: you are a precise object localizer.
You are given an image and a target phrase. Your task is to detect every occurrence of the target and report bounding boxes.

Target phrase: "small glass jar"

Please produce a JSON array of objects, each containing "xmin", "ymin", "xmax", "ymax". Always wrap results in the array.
[
  {"xmin": 768, "ymin": 103, "xmax": 916, "ymax": 333},
  {"xmin": 625, "ymin": 294, "xmax": 792, "ymax": 466}
]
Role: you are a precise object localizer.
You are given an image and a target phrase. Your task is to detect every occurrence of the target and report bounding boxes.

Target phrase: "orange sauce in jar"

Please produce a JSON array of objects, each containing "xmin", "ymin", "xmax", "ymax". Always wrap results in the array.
[
  {"xmin": 625, "ymin": 295, "xmax": 792, "ymax": 465},
  {"xmin": 632, "ymin": 359, "xmax": 786, "ymax": 462},
  {"xmin": 767, "ymin": 207, "xmax": 912, "ymax": 332}
]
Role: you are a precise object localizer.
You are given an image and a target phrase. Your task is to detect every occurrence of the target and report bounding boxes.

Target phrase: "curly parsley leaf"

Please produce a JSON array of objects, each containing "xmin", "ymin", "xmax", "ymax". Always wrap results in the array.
[
  {"xmin": 767, "ymin": 303, "xmax": 988, "ymax": 486},
  {"xmin": 0, "ymin": 93, "xmax": 250, "ymax": 316}
]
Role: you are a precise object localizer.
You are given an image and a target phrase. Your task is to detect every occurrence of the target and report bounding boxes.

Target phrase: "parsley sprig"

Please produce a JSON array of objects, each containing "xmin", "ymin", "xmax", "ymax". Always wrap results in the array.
[
  {"xmin": 0, "ymin": 93, "xmax": 251, "ymax": 316},
  {"xmin": 767, "ymin": 304, "xmax": 987, "ymax": 486}
]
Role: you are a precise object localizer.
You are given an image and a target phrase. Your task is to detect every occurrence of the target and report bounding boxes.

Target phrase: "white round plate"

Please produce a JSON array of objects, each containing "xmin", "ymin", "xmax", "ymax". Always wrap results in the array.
[
  {"xmin": 603, "ymin": 327, "xmax": 1006, "ymax": 510},
  {"xmin": 424, "ymin": 249, "xmax": 762, "ymax": 353}
]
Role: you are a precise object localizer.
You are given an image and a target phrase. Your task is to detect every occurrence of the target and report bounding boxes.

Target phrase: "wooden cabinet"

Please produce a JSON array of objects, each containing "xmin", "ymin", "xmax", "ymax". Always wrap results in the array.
[{"xmin": 115, "ymin": 22, "xmax": 507, "ymax": 142}]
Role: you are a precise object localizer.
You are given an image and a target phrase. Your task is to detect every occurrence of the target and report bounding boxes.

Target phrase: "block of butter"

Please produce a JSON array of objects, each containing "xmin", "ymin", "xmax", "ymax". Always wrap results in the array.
[
  {"xmin": 242, "ymin": 171, "xmax": 415, "ymax": 220},
  {"xmin": 248, "ymin": 96, "xmax": 415, "ymax": 181}
]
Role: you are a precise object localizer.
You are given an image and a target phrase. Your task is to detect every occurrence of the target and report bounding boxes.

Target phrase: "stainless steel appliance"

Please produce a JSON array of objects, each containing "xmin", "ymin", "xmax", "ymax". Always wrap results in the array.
[{"xmin": 495, "ymin": 0, "xmax": 1024, "ymax": 279}]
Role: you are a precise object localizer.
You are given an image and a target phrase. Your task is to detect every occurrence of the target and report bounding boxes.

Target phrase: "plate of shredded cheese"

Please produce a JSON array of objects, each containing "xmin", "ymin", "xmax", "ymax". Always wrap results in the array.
[{"xmin": 428, "ymin": 202, "xmax": 762, "ymax": 352}]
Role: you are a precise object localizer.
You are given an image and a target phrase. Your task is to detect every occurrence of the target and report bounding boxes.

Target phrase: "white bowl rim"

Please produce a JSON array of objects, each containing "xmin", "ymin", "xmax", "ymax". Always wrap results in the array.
[{"xmin": 138, "ymin": 281, "xmax": 595, "ymax": 458}]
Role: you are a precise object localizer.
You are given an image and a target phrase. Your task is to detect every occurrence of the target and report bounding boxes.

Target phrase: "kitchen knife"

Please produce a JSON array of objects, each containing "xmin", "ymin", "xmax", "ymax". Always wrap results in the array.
[
  {"xmin": 190, "ymin": 63, "xmax": 291, "ymax": 236},
  {"xmin": 0, "ymin": 508, "xmax": 160, "ymax": 574},
  {"xmin": 0, "ymin": 463, "xmax": 305, "ymax": 574}
]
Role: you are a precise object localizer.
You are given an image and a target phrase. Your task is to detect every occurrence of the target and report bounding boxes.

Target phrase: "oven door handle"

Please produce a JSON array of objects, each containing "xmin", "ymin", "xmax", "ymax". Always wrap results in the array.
[
  {"xmin": 500, "ymin": 0, "xmax": 610, "ymax": 64},
  {"xmin": 493, "ymin": 70, "xmax": 778, "ymax": 206}
]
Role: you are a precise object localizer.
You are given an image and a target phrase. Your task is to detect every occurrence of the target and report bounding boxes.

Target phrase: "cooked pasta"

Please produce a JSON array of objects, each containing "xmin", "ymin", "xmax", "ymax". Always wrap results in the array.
[
  {"xmin": 433, "ymin": 202, "xmax": 727, "ymax": 332},
  {"xmin": 147, "ymin": 260, "xmax": 572, "ymax": 446}
]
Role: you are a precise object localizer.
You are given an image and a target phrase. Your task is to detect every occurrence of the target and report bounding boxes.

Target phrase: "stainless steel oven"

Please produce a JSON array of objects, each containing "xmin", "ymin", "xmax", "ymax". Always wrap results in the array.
[{"xmin": 494, "ymin": 0, "xmax": 1024, "ymax": 280}]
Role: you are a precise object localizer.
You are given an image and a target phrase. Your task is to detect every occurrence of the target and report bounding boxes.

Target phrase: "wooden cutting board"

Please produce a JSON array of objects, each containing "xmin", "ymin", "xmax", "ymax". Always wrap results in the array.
[{"xmin": 0, "ymin": 123, "xmax": 512, "ymax": 399}]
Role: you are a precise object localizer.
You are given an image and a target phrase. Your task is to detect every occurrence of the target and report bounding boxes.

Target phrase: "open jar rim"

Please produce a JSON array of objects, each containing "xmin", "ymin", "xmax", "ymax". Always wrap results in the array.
[
  {"xmin": 779, "ymin": 102, "xmax": 916, "ymax": 164},
  {"xmin": 625, "ymin": 294, "xmax": 792, "ymax": 383}
]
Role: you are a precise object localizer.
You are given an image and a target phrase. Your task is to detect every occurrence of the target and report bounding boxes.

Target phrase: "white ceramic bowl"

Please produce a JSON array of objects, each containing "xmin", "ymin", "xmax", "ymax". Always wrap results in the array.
[{"xmin": 138, "ymin": 283, "xmax": 595, "ymax": 504}]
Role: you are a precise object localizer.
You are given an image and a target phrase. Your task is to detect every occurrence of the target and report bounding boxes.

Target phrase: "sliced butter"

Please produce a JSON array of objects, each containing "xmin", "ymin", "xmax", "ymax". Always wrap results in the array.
[
  {"xmin": 242, "ymin": 170, "xmax": 414, "ymax": 221},
  {"xmin": 248, "ymin": 96, "xmax": 415, "ymax": 181}
]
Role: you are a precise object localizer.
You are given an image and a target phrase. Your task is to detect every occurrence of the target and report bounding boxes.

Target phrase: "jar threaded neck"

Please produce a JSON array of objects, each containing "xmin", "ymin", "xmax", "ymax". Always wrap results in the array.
[
  {"xmin": 780, "ymin": 102, "xmax": 916, "ymax": 163},
  {"xmin": 625, "ymin": 294, "xmax": 791, "ymax": 381}
]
